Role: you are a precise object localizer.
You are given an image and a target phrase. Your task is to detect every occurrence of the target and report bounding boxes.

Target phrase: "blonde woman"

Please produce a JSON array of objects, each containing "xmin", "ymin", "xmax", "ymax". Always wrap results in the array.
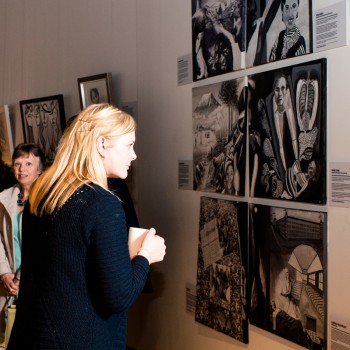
[{"xmin": 8, "ymin": 104, "xmax": 166, "ymax": 350}]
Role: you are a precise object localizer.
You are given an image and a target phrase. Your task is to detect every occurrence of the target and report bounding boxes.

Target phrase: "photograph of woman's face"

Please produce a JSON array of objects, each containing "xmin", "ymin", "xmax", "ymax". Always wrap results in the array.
[{"xmin": 282, "ymin": 0, "xmax": 299, "ymax": 31}]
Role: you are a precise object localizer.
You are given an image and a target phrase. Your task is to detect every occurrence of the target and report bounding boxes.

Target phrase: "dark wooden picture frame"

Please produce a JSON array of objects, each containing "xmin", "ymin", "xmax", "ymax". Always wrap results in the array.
[
  {"xmin": 20, "ymin": 94, "xmax": 66, "ymax": 164},
  {"xmin": 77, "ymin": 73, "xmax": 112, "ymax": 110}
]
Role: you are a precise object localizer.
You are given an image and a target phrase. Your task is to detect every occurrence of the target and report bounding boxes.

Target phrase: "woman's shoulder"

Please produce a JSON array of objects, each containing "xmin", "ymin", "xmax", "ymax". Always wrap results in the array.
[
  {"xmin": 50, "ymin": 183, "xmax": 122, "ymax": 220},
  {"xmin": 75, "ymin": 183, "xmax": 121, "ymax": 209},
  {"xmin": 78, "ymin": 184, "xmax": 125, "ymax": 227},
  {"xmin": 0, "ymin": 184, "xmax": 20, "ymax": 202}
]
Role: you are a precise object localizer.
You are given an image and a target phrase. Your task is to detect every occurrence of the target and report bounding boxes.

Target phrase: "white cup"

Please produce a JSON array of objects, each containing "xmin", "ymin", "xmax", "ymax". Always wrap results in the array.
[{"xmin": 128, "ymin": 227, "xmax": 148, "ymax": 259}]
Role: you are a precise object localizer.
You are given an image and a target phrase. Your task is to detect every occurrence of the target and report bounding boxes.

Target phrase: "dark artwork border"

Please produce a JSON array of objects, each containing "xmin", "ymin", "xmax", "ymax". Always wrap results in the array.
[
  {"xmin": 249, "ymin": 203, "xmax": 327, "ymax": 349},
  {"xmin": 248, "ymin": 58, "xmax": 327, "ymax": 204},
  {"xmin": 20, "ymin": 94, "xmax": 66, "ymax": 165},
  {"xmin": 195, "ymin": 196, "xmax": 249, "ymax": 344}
]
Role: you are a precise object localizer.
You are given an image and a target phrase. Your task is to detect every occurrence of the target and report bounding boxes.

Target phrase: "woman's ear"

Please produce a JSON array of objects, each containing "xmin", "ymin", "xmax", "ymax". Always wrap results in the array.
[{"xmin": 96, "ymin": 136, "xmax": 108, "ymax": 157}]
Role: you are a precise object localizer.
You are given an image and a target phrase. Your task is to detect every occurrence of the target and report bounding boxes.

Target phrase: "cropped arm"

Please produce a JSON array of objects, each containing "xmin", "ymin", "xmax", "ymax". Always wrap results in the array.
[{"xmin": 0, "ymin": 203, "xmax": 13, "ymax": 276}]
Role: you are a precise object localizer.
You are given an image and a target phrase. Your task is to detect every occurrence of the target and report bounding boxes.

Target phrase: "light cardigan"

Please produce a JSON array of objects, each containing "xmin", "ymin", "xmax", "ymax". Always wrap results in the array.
[
  {"xmin": 8, "ymin": 184, "xmax": 149, "ymax": 350},
  {"xmin": 0, "ymin": 184, "xmax": 22, "ymax": 278},
  {"xmin": 0, "ymin": 184, "xmax": 22, "ymax": 342}
]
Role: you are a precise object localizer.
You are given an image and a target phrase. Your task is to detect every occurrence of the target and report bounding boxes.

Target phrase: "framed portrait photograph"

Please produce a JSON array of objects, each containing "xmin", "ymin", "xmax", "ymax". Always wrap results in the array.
[
  {"xmin": 0, "ymin": 105, "xmax": 14, "ymax": 165},
  {"xmin": 77, "ymin": 73, "xmax": 112, "ymax": 109},
  {"xmin": 19, "ymin": 94, "xmax": 66, "ymax": 165}
]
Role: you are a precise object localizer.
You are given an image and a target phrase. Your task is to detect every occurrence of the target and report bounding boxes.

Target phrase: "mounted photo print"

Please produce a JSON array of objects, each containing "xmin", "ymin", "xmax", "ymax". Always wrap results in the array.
[
  {"xmin": 249, "ymin": 204, "xmax": 327, "ymax": 349},
  {"xmin": 78, "ymin": 73, "xmax": 112, "ymax": 110},
  {"xmin": 245, "ymin": 0, "xmax": 312, "ymax": 68},
  {"xmin": 20, "ymin": 95, "xmax": 66, "ymax": 165},
  {"xmin": 192, "ymin": 0, "xmax": 245, "ymax": 81},
  {"xmin": 193, "ymin": 78, "xmax": 246, "ymax": 196},
  {"xmin": 195, "ymin": 197, "xmax": 248, "ymax": 344},
  {"xmin": 248, "ymin": 59, "xmax": 327, "ymax": 204}
]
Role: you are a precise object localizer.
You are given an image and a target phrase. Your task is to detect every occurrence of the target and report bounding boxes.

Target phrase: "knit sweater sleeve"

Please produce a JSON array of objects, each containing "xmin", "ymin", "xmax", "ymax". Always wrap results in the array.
[{"xmin": 84, "ymin": 190, "xmax": 149, "ymax": 313}]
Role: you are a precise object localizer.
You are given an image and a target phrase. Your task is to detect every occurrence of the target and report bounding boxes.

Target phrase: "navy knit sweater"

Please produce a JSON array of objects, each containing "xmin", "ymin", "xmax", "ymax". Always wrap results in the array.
[{"xmin": 8, "ymin": 184, "xmax": 149, "ymax": 350}]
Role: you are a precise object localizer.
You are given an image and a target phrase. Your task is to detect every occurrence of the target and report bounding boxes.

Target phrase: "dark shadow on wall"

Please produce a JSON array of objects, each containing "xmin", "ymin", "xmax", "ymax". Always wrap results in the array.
[{"xmin": 127, "ymin": 269, "xmax": 166, "ymax": 349}]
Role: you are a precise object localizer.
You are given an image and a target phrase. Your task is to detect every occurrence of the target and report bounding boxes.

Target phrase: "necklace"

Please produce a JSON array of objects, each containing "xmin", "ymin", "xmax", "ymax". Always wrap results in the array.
[{"xmin": 17, "ymin": 193, "xmax": 27, "ymax": 207}]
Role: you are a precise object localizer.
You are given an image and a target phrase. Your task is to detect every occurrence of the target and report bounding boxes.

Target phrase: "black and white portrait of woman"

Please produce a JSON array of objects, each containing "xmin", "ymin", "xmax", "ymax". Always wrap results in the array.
[
  {"xmin": 269, "ymin": 0, "xmax": 306, "ymax": 61},
  {"xmin": 245, "ymin": 0, "xmax": 311, "ymax": 67}
]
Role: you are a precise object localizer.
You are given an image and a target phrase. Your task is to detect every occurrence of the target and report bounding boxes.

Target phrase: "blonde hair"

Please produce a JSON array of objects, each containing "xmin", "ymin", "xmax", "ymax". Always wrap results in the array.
[{"xmin": 30, "ymin": 103, "xmax": 136, "ymax": 216}]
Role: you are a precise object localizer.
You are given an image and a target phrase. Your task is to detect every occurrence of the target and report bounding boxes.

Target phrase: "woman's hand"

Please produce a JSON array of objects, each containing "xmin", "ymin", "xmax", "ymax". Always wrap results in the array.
[
  {"xmin": 1, "ymin": 273, "xmax": 19, "ymax": 295},
  {"xmin": 138, "ymin": 228, "xmax": 166, "ymax": 264}
]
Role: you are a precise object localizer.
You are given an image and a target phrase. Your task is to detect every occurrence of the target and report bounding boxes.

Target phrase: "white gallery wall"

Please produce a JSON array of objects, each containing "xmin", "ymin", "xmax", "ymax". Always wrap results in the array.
[
  {"xmin": 1, "ymin": 0, "xmax": 350, "ymax": 350},
  {"xmin": 0, "ymin": 0, "xmax": 138, "ymax": 144}
]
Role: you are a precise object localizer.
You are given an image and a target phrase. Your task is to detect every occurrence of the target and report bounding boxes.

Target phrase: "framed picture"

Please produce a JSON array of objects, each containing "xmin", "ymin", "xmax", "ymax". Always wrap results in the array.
[
  {"xmin": 248, "ymin": 59, "xmax": 327, "ymax": 204},
  {"xmin": 249, "ymin": 204, "xmax": 327, "ymax": 349},
  {"xmin": 77, "ymin": 73, "xmax": 112, "ymax": 109},
  {"xmin": 19, "ymin": 94, "xmax": 66, "ymax": 165},
  {"xmin": 0, "ymin": 105, "xmax": 14, "ymax": 165},
  {"xmin": 195, "ymin": 196, "xmax": 249, "ymax": 344},
  {"xmin": 191, "ymin": 0, "xmax": 245, "ymax": 81},
  {"xmin": 193, "ymin": 77, "xmax": 246, "ymax": 196},
  {"xmin": 245, "ymin": 0, "xmax": 312, "ymax": 68}
]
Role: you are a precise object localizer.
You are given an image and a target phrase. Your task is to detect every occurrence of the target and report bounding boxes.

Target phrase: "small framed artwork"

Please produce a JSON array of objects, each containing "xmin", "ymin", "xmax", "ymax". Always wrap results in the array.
[
  {"xmin": 19, "ymin": 94, "xmax": 66, "ymax": 164},
  {"xmin": 0, "ymin": 105, "xmax": 14, "ymax": 165},
  {"xmin": 77, "ymin": 73, "xmax": 112, "ymax": 109}
]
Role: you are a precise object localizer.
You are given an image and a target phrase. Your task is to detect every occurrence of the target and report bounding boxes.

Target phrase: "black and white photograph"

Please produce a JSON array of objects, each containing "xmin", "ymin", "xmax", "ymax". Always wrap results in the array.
[
  {"xmin": 249, "ymin": 204, "xmax": 326, "ymax": 349},
  {"xmin": 0, "ymin": 105, "xmax": 14, "ymax": 166},
  {"xmin": 248, "ymin": 59, "xmax": 327, "ymax": 203},
  {"xmin": 195, "ymin": 197, "xmax": 248, "ymax": 343},
  {"xmin": 78, "ymin": 73, "xmax": 112, "ymax": 109},
  {"xmin": 192, "ymin": 0, "xmax": 245, "ymax": 81},
  {"xmin": 245, "ymin": 0, "xmax": 312, "ymax": 68},
  {"xmin": 193, "ymin": 78, "xmax": 246, "ymax": 196},
  {"xmin": 20, "ymin": 95, "xmax": 66, "ymax": 164}
]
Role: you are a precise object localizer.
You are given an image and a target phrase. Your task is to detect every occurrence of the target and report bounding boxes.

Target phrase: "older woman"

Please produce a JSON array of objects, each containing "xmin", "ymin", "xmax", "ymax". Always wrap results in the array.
[
  {"xmin": 0, "ymin": 143, "xmax": 45, "ymax": 345},
  {"xmin": 269, "ymin": 0, "xmax": 306, "ymax": 61}
]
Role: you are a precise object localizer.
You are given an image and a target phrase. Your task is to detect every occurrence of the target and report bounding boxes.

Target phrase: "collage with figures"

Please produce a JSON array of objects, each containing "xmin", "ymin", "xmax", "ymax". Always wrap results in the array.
[{"xmin": 191, "ymin": 1, "xmax": 327, "ymax": 349}]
